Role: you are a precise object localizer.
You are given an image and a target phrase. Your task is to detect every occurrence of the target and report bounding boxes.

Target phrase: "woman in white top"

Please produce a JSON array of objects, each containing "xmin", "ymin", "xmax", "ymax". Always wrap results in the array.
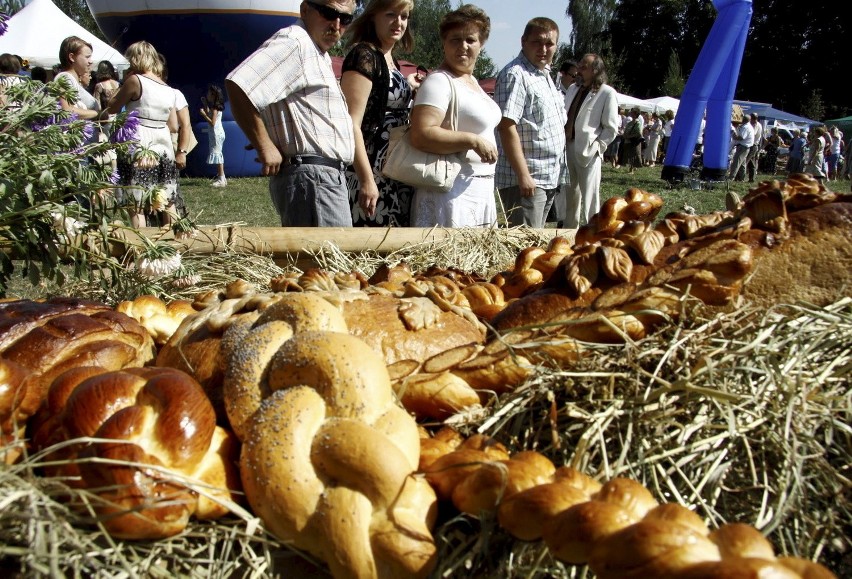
[
  {"xmin": 56, "ymin": 36, "xmax": 99, "ymax": 121},
  {"xmin": 409, "ymin": 4, "xmax": 500, "ymax": 228},
  {"xmin": 102, "ymin": 40, "xmax": 179, "ymax": 228}
]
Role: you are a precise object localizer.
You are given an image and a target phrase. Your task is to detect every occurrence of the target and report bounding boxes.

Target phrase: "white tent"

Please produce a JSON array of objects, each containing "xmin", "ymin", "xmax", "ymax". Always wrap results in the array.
[
  {"xmin": 0, "ymin": 0, "xmax": 128, "ymax": 69},
  {"xmin": 643, "ymin": 96, "xmax": 680, "ymax": 114},
  {"xmin": 616, "ymin": 92, "xmax": 657, "ymax": 113}
]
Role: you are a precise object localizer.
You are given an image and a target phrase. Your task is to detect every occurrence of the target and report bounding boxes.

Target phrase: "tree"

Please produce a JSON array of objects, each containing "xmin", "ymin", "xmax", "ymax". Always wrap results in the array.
[
  {"xmin": 802, "ymin": 89, "xmax": 825, "ymax": 123},
  {"xmin": 54, "ymin": 0, "xmax": 104, "ymax": 40},
  {"xmin": 566, "ymin": 0, "xmax": 617, "ymax": 58},
  {"xmin": 661, "ymin": 50, "xmax": 685, "ymax": 97},
  {"xmin": 1, "ymin": 0, "xmax": 25, "ymax": 14},
  {"xmin": 608, "ymin": 0, "xmax": 848, "ymax": 120},
  {"xmin": 608, "ymin": 0, "xmax": 714, "ymax": 98},
  {"xmin": 401, "ymin": 0, "xmax": 496, "ymax": 79}
]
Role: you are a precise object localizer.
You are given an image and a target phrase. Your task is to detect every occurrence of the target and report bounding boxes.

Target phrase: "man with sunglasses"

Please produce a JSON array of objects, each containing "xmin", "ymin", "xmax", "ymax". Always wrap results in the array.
[{"xmin": 226, "ymin": 0, "xmax": 357, "ymax": 227}]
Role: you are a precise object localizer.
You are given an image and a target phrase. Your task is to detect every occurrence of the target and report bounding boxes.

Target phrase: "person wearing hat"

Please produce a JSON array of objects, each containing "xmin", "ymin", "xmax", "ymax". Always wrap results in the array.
[{"xmin": 728, "ymin": 110, "xmax": 754, "ymax": 181}]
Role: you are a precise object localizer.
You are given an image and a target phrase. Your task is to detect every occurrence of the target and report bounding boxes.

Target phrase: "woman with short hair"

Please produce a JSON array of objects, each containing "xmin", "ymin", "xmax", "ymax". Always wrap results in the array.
[
  {"xmin": 409, "ymin": 4, "xmax": 500, "ymax": 227},
  {"xmin": 56, "ymin": 36, "xmax": 99, "ymax": 120}
]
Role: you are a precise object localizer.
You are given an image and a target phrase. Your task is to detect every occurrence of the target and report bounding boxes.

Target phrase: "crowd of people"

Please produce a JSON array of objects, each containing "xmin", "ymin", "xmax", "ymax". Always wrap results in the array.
[
  {"xmin": 225, "ymin": 1, "xmax": 623, "ymax": 229},
  {"xmin": 3, "ymin": 0, "xmax": 849, "ymax": 232},
  {"xmin": 726, "ymin": 113, "xmax": 847, "ymax": 184},
  {"xmin": 1, "ymin": 34, "xmax": 222, "ymax": 228}
]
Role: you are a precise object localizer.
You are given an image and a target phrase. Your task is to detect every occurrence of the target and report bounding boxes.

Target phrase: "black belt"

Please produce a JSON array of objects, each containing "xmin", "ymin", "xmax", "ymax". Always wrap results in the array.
[{"xmin": 285, "ymin": 155, "xmax": 346, "ymax": 171}]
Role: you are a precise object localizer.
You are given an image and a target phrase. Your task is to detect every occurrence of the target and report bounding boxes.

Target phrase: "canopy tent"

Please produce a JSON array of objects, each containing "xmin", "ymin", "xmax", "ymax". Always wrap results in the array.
[
  {"xmin": 616, "ymin": 92, "xmax": 656, "ymax": 112},
  {"xmin": 734, "ymin": 100, "xmax": 818, "ymax": 127},
  {"xmin": 643, "ymin": 96, "xmax": 680, "ymax": 114},
  {"xmin": 0, "ymin": 0, "xmax": 128, "ymax": 69},
  {"xmin": 824, "ymin": 115, "xmax": 852, "ymax": 136}
]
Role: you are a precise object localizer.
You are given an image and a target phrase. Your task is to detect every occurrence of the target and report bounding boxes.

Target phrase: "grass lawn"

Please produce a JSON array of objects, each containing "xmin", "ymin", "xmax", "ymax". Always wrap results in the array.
[{"xmin": 180, "ymin": 163, "xmax": 767, "ymax": 228}]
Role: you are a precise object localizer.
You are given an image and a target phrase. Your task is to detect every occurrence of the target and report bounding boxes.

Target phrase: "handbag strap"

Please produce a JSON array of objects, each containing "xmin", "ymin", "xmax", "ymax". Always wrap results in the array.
[
  {"xmin": 447, "ymin": 72, "xmax": 459, "ymax": 132},
  {"xmin": 437, "ymin": 70, "xmax": 459, "ymax": 132}
]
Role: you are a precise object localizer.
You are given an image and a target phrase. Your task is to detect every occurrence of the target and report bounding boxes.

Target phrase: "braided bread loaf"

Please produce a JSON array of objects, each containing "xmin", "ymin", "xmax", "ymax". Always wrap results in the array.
[
  {"xmin": 490, "ymin": 176, "xmax": 850, "ymax": 338},
  {"xmin": 420, "ymin": 430, "xmax": 836, "ymax": 578},
  {"xmin": 156, "ymin": 278, "xmax": 486, "ymax": 424},
  {"xmin": 221, "ymin": 293, "xmax": 437, "ymax": 579},
  {"xmin": 0, "ymin": 298, "xmax": 155, "ymax": 460},
  {"xmin": 31, "ymin": 366, "xmax": 240, "ymax": 540}
]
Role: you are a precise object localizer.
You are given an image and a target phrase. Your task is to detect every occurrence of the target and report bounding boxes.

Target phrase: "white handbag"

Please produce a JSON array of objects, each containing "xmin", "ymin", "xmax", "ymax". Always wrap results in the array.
[{"xmin": 382, "ymin": 73, "xmax": 462, "ymax": 193}]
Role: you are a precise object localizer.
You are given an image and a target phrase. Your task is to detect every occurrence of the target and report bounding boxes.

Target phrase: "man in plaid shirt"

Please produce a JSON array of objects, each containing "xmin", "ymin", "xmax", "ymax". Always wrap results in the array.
[
  {"xmin": 494, "ymin": 17, "xmax": 567, "ymax": 229},
  {"xmin": 226, "ymin": 0, "xmax": 356, "ymax": 227}
]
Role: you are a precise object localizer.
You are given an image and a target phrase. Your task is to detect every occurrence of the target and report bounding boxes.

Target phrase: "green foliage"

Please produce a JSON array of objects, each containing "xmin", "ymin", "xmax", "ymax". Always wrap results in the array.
[
  {"xmin": 566, "ymin": 0, "xmax": 617, "ymax": 58},
  {"xmin": 402, "ymin": 0, "xmax": 453, "ymax": 70},
  {"xmin": 661, "ymin": 50, "xmax": 685, "ymax": 97},
  {"xmin": 1, "ymin": 1, "xmax": 22, "ymax": 14},
  {"xmin": 0, "ymin": 77, "xmax": 133, "ymax": 296},
  {"xmin": 473, "ymin": 50, "xmax": 497, "ymax": 79},
  {"xmin": 802, "ymin": 89, "xmax": 826, "ymax": 124}
]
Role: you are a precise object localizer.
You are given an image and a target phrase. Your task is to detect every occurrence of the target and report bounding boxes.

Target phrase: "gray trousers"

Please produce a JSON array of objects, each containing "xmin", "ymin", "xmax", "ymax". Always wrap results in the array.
[
  {"xmin": 499, "ymin": 185, "xmax": 558, "ymax": 228},
  {"xmin": 728, "ymin": 144, "xmax": 750, "ymax": 181},
  {"xmin": 270, "ymin": 164, "xmax": 352, "ymax": 227}
]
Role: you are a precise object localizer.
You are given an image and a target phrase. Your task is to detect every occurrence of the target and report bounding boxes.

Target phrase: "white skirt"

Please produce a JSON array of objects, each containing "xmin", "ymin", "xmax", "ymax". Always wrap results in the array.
[{"xmin": 411, "ymin": 174, "xmax": 497, "ymax": 228}]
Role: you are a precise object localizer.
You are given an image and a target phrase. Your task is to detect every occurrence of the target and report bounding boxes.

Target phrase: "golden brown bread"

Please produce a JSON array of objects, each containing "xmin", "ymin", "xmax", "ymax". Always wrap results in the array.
[
  {"xmin": 395, "ymin": 371, "xmax": 481, "ymax": 420},
  {"xmin": 33, "ymin": 366, "xmax": 240, "ymax": 540},
  {"xmin": 341, "ymin": 293, "xmax": 484, "ymax": 366},
  {"xmin": 0, "ymin": 358, "xmax": 35, "ymax": 464},
  {"xmin": 222, "ymin": 294, "xmax": 437, "ymax": 579},
  {"xmin": 0, "ymin": 298, "xmax": 155, "ymax": 455},
  {"xmin": 740, "ymin": 201, "xmax": 852, "ymax": 307},
  {"xmin": 157, "ymin": 285, "xmax": 488, "ymax": 424},
  {"xmin": 116, "ymin": 295, "xmax": 196, "ymax": 345},
  {"xmin": 417, "ymin": 434, "xmax": 837, "ymax": 578}
]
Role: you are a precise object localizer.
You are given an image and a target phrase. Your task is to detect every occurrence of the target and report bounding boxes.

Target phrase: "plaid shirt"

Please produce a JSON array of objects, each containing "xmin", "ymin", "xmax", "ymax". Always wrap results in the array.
[
  {"xmin": 494, "ymin": 53, "xmax": 567, "ymax": 190},
  {"xmin": 226, "ymin": 21, "xmax": 354, "ymax": 163}
]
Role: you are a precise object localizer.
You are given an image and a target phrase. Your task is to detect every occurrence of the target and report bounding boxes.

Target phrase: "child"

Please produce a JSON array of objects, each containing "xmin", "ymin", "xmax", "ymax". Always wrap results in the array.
[{"xmin": 200, "ymin": 84, "xmax": 226, "ymax": 187}]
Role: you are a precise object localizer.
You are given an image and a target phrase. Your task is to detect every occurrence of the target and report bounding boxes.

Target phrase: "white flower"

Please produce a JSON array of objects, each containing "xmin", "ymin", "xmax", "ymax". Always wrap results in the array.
[
  {"xmin": 134, "ymin": 251, "xmax": 182, "ymax": 279},
  {"xmin": 50, "ymin": 210, "xmax": 86, "ymax": 238},
  {"xmin": 149, "ymin": 187, "xmax": 170, "ymax": 212}
]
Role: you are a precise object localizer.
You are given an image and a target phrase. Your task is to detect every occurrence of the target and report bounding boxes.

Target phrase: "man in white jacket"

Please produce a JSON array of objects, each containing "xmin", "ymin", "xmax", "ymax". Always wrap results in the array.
[{"xmin": 562, "ymin": 53, "xmax": 619, "ymax": 228}]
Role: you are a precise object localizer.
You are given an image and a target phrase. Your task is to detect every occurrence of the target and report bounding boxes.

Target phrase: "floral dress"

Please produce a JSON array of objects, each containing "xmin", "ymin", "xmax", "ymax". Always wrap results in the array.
[
  {"xmin": 344, "ymin": 43, "xmax": 414, "ymax": 227},
  {"xmin": 116, "ymin": 74, "xmax": 183, "ymax": 224}
]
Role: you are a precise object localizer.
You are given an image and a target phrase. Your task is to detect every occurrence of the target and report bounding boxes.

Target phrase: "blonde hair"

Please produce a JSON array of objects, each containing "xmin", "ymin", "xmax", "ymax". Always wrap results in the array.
[
  {"xmin": 124, "ymin": 41, "xmax": 163, "ymax": 77},
  {"xmin": 345, "ymin": 0, "xmax": 415, "ymax": 53}
]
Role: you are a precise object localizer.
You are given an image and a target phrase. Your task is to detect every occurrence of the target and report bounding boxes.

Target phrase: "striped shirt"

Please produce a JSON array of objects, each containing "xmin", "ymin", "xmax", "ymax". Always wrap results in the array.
[
  {"xmin": 494, "ymin": 53, "xmax": 567, "ymax": 190},
  {"xmin": 226, "ymin": 20, "xmax": 354, "ymax": 164}
]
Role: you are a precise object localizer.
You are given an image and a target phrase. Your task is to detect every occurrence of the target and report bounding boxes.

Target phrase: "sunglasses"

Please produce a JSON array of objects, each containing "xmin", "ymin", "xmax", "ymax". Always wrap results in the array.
[{"xmin": 305, "ymin": 1, "xmax": 355, "ymax": 25}]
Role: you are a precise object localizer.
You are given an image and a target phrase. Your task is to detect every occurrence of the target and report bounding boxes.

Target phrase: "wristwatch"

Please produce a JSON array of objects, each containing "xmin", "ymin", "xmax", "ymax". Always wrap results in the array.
[{"xmin": 177, "ymin": 149, "xmax": 188, "ymax": 154}]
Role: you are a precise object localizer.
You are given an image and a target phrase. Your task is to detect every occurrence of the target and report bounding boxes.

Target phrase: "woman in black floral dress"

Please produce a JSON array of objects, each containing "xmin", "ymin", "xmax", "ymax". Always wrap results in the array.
[{"xmin": 341, "ymin": 0, "xmax": 416, "ymax": 227}]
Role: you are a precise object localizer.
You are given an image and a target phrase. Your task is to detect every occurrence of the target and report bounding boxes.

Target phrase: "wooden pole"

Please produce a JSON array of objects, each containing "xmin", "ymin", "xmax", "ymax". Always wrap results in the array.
[{"xmin": 122, "ymin": 226, "xmax": 575, "ymax": 259}]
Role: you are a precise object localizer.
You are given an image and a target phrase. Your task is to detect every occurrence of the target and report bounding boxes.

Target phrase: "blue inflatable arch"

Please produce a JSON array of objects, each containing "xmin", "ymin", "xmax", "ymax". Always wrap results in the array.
[{"xmin": 660, "ymin": 0, "xmax": 753, "ymax": 183}]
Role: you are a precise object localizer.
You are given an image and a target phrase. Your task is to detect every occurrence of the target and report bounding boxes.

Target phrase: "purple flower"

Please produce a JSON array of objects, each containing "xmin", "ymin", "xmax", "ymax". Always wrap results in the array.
[
  {"xmin": 111, "ymin": 110, "xmax": 140, "ymax": 144},
  {"xmin": 0, "ymin": 13, "xmax": 9, "ymax": 37},
  {"xmin": 31, "ymin": 115, "xmax": 58, "ymax": 132},
  {"xmin": 80, "ymin": 121, "xmax": 95, "ymax": 142},
  {"xmin": 59, "ymin": 112, "xmax": 80, "ymax": 126},
  {"xmin": 108, "ymin": 168, "xmax": 120, "ymax": 184}
]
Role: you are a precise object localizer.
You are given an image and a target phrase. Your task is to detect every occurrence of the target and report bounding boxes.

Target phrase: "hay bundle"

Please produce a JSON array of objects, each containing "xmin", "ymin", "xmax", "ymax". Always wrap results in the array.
[
  {"xmin": 427, "ymin": 296, "xmax": 851, "ymax": 577},
  {"xmin": 2, "ymin": 296, "xmax": 848, "ymax": 577}
]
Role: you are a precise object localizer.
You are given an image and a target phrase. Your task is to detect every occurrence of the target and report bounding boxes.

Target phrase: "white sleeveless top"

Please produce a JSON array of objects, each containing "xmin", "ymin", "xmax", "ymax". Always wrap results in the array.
[
  {"xmin": 55, "ymin": 70, "xmax": 99, "ymax": 112},
  {"xmin": 125, "ymin": 74, "xmax": 175, "ymax": 129}
]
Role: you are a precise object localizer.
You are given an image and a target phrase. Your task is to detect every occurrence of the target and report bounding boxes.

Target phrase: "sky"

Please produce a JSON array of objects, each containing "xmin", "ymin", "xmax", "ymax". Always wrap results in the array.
[{"xmin": 471, "ymin": 0, "xmax": 572, "ymax": 72}]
